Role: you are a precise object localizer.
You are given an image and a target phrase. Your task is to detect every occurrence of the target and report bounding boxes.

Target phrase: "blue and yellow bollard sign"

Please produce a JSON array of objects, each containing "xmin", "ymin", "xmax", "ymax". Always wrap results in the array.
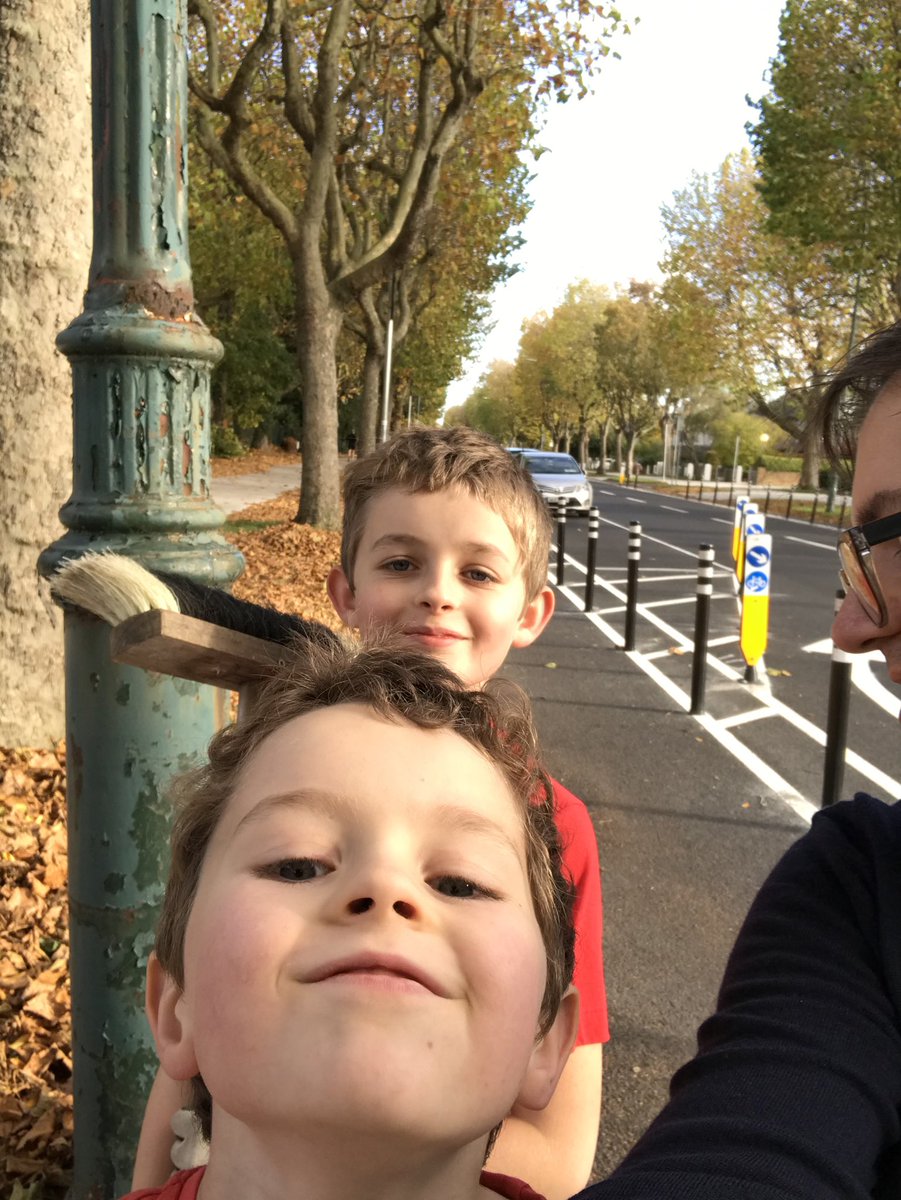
[{"xmin": 740, "ymin": 532, "xmax": 773, "ymax": 667}]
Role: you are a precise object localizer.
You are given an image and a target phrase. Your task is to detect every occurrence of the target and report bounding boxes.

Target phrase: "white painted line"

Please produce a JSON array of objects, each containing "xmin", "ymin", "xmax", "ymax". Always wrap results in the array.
[
  {"xmin": 784, "ymin": 535, "xmax": 833, "ymax": 551},
  {"xmin": 598, "ymin": 489, "xmax": 615, "ymax": 496},
  {"xmin": 661, "ymin": 505, "xmax": 687, "ymax": 514},
  {"xmin": 641, "ymin": 596, "xmax": 696, "ymax": 610},
  {"xmin": 851, "ymin": 655, "xmax": 901, "ymax": 719},
  {"xmin": 624, "ymin": 646, "xmax": 817, "ymax": 825},
  {"xmin": 554, "ymin": 562, "xmax": 901, "ymax": 806},
  {"xmin": 598, "ymin": 517, "xmax": 735, "ymax": 576},
  {"xmin": 626, "ymin": 497, "xmax": 646, "ymax": 504},
  {"xmin": 718, "ymin": 708, "xmax": 779, "ymax": 729},
  {"xmin": 803, "ymin": 641, "xmax": 900, "ymax": 720},
  {"xmin": 707, "ymin": 634, "xmax": 740, "ymax": 647},
  {"xmin": 711, "ymin": 518, "xmax": 732, "ymax": 525}
]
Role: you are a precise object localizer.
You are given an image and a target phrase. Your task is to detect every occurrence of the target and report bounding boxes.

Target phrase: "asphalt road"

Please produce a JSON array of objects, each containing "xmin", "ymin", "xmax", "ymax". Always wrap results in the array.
[{"xmin": 501, "ymin": 477, "xmax": 901, "ymax": 1179}]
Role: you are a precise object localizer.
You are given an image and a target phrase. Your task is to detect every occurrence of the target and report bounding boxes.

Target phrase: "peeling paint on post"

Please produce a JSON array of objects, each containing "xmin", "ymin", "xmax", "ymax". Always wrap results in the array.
[{"xmin": 37, "ymin": 3, "xmax": 243, "ymax": 1195}]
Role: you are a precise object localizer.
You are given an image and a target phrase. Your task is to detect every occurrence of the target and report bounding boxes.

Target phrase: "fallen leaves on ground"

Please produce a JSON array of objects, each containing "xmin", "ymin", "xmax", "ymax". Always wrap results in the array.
[
  {"xmin": 210, "ymin": 446, "xmax": 300, "ymax": 478},
  {"xmin": 1, "ymin": 468, "xmax": 344, "ymax": 1198}
]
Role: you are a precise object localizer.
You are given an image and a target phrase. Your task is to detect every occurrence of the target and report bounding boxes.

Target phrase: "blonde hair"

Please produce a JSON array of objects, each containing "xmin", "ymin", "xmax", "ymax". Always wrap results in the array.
[{"xmin": 340, "ymin": 427, "xmax": 553, "ymax": 602}]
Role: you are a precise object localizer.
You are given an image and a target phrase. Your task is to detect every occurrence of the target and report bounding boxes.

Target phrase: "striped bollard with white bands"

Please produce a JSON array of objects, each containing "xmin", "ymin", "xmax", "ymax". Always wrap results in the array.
[
  {"xmin": 822, "ymin": 589, "xmax": 853, "ymax": 807},
  {"xmin": 624, "ymin": 521, "xmax": 641, "ymax": 651},
  {"xmin": 556, "ymin": 498, "xmax": 567, "ymax": 587},
  {"xmin": 690, "ymin": 544, "xmax": 715, "ymax": 715},
  {"xmin": 584, "ymin": 507, "xmax": 599, "ymax": 612}
]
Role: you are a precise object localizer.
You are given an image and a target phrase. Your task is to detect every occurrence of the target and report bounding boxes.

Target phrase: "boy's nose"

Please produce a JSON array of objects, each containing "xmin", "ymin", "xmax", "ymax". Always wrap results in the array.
[
  {"xmin": 416, "ymin": 568, "xmax": 457, "ymax": 610},
  {"xmin": 347, "ymin": 896, "xmax": 416, "ymax": 919}
]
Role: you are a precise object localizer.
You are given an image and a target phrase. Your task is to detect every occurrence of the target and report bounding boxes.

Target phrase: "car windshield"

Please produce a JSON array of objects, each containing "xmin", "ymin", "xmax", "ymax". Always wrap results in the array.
[{"xmin": 523, "ymin": 455, "xmax": 583, "ymax": 476}]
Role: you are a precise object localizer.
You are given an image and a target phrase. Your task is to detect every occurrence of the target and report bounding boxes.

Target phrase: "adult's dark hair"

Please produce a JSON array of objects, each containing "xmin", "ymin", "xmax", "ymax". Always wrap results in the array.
[{"xmin": 818, "ymin": 321, "xmax": 901, "ymax": 478}]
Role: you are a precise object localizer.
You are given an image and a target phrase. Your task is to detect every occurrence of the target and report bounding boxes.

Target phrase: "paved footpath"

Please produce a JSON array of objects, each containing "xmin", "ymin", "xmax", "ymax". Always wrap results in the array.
[
  {"xmin": 210, "ymin": 463, "xmax": 301, "ymax": 514},
  {"xmin": 212, "ymin": 464, "xmax": 809, "ymax": 1182}
]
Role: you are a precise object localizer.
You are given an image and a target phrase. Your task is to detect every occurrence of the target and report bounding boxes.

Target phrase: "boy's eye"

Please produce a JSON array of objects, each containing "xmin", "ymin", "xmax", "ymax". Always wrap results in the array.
[
  {"xmin": 465, "ymin": 568, "xmax": 496, "ymax": 584},
  {"xmin": 383, "ymin": 558, "xmax": 415, "ymax": 573},
  {"xmin": 258, "ymin": 858, "xmax": 331, "ymax": 883},
  {"xmin": 430, "ymin": 874, "xmax": 499, "ymax": 900}
]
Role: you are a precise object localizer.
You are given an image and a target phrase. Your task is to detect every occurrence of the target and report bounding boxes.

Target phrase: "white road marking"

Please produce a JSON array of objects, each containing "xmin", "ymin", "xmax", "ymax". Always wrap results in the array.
[
  {"xmin": 661, "ymin": 505, "xmax": 688, "ymax": 514},
  {"xmin": 711, "ymin": 517, "xmax": 732, "ymax": 525},
  {"xmin": 641, "ymin": 596, "xmax": 697, "ymax": 609},
  {"xmin": 803, "ymin": 640, "xmax": 900, "ymax": 719},
  {"xmin": 598, "ymin": 517, "xmax": 735, "ymax": 576},
  {"xmin": 626, "ymin": 497, "xmax": 646, "ymax": 504},
  {"xmin": 718, "ymin": 708, "xmax": 779, "ymax": 729},
  {"xmin": 554, "ymin": 554, "xmax": 901, "ymax": 812},
  {"xmin": 707, "ymin": 634, "xmax": 740, "ymax": 647},
  {"xmin": 598, "ymin": 489, "xmax": 615, "ymax": 496},
  {"xmin": 784, "ymin": 535, "xmax": 834, "ymax": 551}
]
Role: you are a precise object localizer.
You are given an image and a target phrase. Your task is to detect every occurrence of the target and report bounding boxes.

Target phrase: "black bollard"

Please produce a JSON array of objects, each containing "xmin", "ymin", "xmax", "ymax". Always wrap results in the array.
[
  {"xmin": 764, "ymin": 486, "xmax": 771, "ymax": 515},
  {"xmin": 624, "ymin": 521, "xmax": 641, "ymax": 651},
  {"xmin": 556, "ymin": 498, "xmax": 567, "ymax": 587},
  {"xmin": 713, "ymin": 478, "xmax": 719, "ymax": 506},
  {"xmin": 690, "ymin": 545, "xmax": 715, "ymax": 715},
  {"xmin": 822, "ymin": 590, "xmax": 852, "ymax": 807},
  {"xmin": 810, "ymin": 491, "xmax": 819, "ymax": 524},
  {"xmin": 584, "ymin": 507, "xmax": 599, "ymax": 612},
  {"xmin": 838, "ymin": 495, "xmax": 848, "ymax": 528},
  {"xmin": 785, "ymin": 490, "xmax": 794, "ymax": 521}
]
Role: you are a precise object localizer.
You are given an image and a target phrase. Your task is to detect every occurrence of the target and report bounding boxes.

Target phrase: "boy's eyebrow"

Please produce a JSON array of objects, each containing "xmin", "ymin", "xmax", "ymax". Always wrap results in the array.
[
  {"xmin": 857, "ymin": 488, "xmax": 901, "ymax": 528},
  {"xmin": 231, "ymin": 789, "xmax": 523, "ymax": 859},
  {"xmin": 369, "ymin": 532, "xmax": 515, "ymax": 562}
]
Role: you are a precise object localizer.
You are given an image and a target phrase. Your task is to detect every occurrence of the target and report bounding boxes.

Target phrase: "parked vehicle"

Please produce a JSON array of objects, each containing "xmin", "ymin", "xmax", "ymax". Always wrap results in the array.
[{"xmin": 510, "ymin": 449, "xmax": 593, "ymax": 514}]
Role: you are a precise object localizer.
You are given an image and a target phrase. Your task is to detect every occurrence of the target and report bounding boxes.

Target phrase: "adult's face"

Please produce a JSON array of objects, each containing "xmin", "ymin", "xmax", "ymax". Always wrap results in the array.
[{"xmin": 832, "ymin": 370, "xmax": 901, "ymax": 686}]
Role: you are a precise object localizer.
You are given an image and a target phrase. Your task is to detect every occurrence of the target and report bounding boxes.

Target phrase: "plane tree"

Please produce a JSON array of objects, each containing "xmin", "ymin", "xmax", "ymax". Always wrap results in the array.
[{"xmin": 186, "ymin": 0, "xmax": 625, "ymax": 526}]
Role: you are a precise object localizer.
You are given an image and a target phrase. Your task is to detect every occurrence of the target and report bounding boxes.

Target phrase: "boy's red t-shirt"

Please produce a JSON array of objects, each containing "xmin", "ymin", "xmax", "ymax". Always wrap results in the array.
[
  {"xmin": 122, "ymin": 1167, "xmax": 547, "ymax": 1200},
  {"xmin": 552, "ymin": 778, "xmax": 609, "ymax": 1046}
]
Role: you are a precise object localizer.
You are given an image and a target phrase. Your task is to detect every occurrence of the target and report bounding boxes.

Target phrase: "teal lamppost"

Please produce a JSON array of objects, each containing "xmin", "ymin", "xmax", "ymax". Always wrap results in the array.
[{"xmin": 37, "ymin": 3, "xmax": 243, "ymax": 1194}]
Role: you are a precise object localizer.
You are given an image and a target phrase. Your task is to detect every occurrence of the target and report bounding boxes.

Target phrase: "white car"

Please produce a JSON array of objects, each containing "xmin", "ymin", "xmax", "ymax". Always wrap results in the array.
[{"xmin": 512, "ymin": 450, "xmax": 593, "ymax": 515}]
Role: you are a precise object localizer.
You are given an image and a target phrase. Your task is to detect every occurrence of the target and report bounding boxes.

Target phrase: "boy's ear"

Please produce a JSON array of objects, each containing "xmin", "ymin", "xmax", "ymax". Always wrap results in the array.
[
  {"xmin": 146, "ymin": 952, "xmax": 199, "ymax": 1082},
  {"xmin": 326, "ymin": 566, "xmax": 356, "ymax": 628},
  {"xmin": 512, "ymin": 585, "xmax": 555, "ymax": 649},
  {"xmin": 514, "ymin": 988, "xmax": 580, "ymax": 1112}
]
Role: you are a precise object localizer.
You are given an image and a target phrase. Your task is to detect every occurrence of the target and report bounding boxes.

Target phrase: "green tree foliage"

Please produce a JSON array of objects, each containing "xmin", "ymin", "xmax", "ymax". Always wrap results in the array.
[
  {"xmin": 660, "ymin": 150, "xmax": 856, "ymax": 487},
  {"xmin": 594, "ymin": 284, "xmax": 668, "ymax": 474},
  {"xmin": 186, "ymin": 0, "xmax": 625, "ymax": 528},
  {"xmin": 449, "ymin": 360, "xmax": 539, "ymax": 444},
  {"xmin": 749, "ymin": 0, "xmax": 901, "ymax": 320},
  {"xmin": 189, "ymin": 156, "xmax": 296, "ymax": 439},
  {"xmin": 515, "ymin": 280, "xmax": 610, "ymax": 458}
]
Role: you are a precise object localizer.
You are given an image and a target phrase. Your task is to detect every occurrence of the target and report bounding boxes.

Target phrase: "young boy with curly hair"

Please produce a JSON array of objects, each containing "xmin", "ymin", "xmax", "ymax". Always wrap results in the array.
[{"xmin": 124, "ymin": 641, "xmax": 580, "ymax": 1200}]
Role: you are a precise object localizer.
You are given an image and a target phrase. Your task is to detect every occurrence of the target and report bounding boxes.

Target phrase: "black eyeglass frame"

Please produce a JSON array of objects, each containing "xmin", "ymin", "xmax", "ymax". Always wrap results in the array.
[{"xmin": 837, "ymin": 509, "xmax": 901, "ymax": 627}]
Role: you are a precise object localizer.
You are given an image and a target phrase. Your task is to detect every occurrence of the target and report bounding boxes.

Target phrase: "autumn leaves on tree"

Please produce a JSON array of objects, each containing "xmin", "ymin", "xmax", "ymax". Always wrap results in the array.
[{"xmin": 185, "ymin": 0, "xmax": 624, "ymax": 526}]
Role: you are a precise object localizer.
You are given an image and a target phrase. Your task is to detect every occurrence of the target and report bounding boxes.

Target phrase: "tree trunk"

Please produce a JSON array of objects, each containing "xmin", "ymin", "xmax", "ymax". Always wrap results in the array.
[
  {"xmin": 615, "ymin": 429, "xmax": 624, "ymax": 475},
  {"xmin": 578, "ymin": 422, "xmax": 589, "ymax": 470},
  {"xmin": 0, "ymin": 0, "xmax": 91, "ymax": 744},
  {"xmin": 293, "ymin": 255, "xmax": 342, "ymax": 529},
  {"xmin": 600, "ymin": 417, "xmax": 610, "ymax": 472},
  {"xmin": 359, "ymin": 343, "xmax": 381, "ymax": 457},
  {"xmin": 626, "ymin": 430, "xmax": 637, "ymax": 476},
  {"xmin": 798, "ymin": 414, "xmax": 822, "ymax": 491}
]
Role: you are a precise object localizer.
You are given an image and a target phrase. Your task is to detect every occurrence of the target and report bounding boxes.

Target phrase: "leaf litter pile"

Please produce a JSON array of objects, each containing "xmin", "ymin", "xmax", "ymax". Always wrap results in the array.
[{"xmin": 1, "ymin": 464, "xmax": 343, "ymax": 1199}]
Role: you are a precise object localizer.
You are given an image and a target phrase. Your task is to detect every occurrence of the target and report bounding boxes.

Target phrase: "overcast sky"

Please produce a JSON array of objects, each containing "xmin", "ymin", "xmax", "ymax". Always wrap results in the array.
[{"xmin": 444, "ymin": 0, "xmax": 787, "ymax": 408}]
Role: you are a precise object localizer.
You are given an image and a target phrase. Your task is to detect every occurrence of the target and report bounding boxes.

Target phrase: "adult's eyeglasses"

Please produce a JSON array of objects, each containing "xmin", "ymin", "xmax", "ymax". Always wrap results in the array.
[{"xmin": 837, "ymin": 509, "xmax": 901, "ymax": 627}]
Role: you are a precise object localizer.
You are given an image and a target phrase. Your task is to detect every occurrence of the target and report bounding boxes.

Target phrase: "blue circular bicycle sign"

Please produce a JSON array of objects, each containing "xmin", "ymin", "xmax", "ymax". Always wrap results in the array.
[{"xmin": 744, "ymin": 570, "xmax": 769, "ymax": 593}]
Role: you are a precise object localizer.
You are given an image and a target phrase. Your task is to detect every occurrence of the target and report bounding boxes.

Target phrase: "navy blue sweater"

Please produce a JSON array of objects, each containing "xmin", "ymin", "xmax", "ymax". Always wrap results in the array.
[{"xmin": 579, "ymin": 794, "xmax": 901, "ymax": 1199}]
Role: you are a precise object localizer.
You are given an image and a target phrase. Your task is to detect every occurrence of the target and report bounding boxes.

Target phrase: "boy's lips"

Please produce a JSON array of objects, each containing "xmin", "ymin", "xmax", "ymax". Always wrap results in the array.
[
  {"xmin": 304, "ymin": 952, "xmax": 449, "ymax": 997},
  {"xmin": 404, "ymin": 625, "xmax": 467, "ymax": 644}
]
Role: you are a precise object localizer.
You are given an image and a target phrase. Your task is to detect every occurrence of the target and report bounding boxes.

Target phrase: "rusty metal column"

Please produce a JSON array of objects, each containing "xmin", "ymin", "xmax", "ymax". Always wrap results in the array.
[{"xmin": 37, "ymin": 3, "xmax": 243, "ymax": 1195}]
